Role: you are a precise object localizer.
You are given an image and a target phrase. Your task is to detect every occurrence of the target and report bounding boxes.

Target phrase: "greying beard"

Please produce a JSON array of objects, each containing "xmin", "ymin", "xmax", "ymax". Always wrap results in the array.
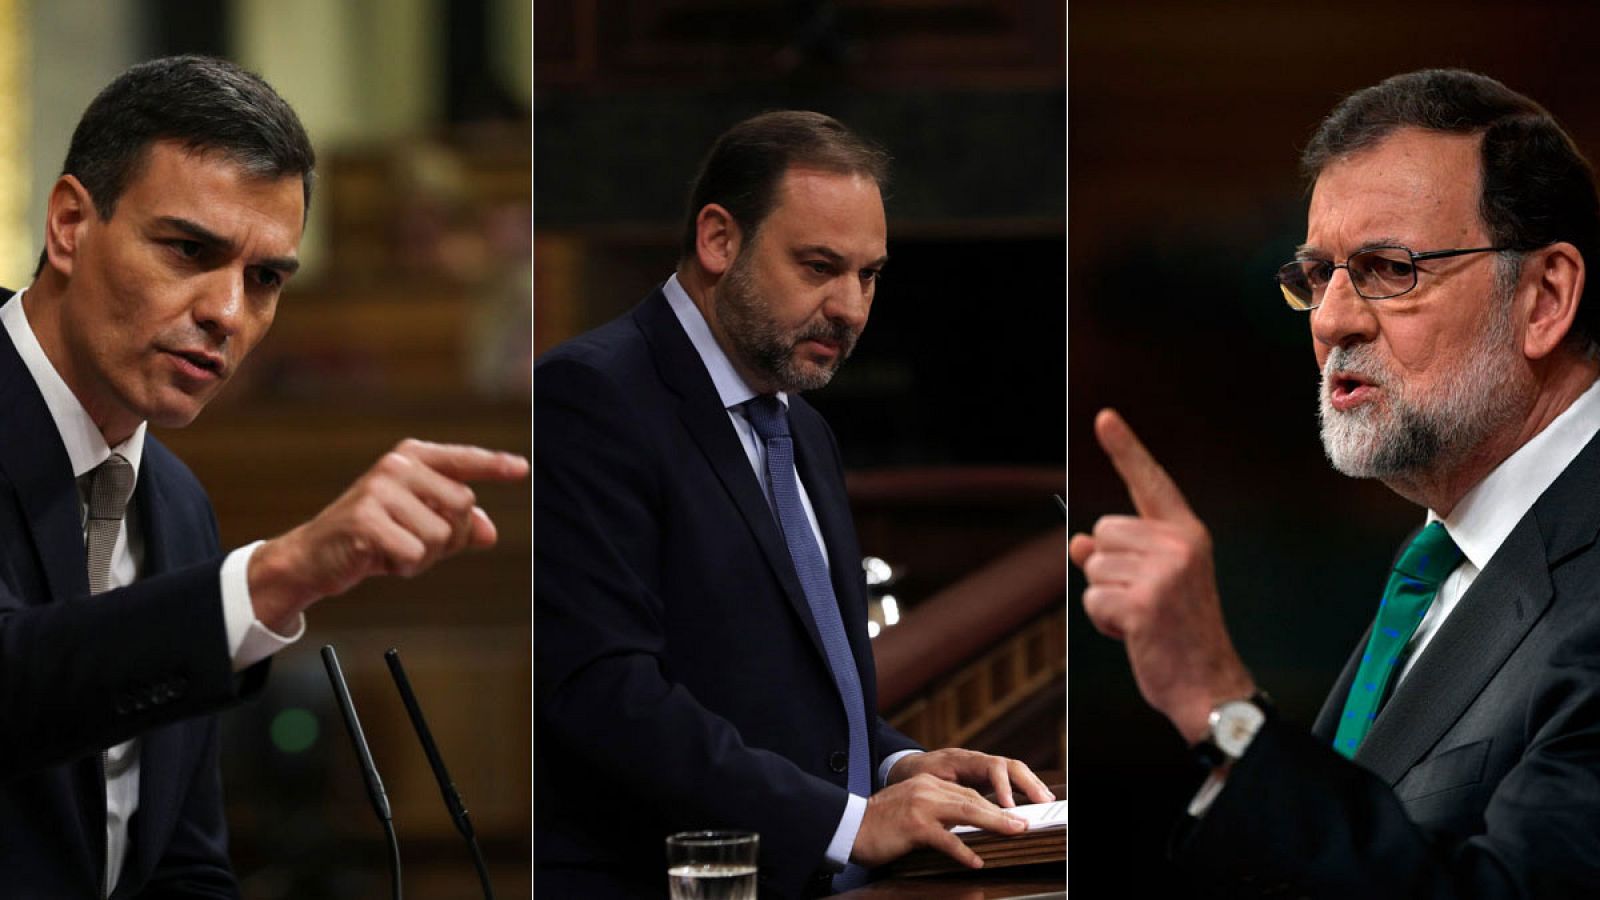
[
  {"xmin": 716, "ymin": 250, "xmax": 857, "ymax": 393},
  {"xmin": 1317, "ymin": 286, "xmax": 1528, "ymax": 479}
]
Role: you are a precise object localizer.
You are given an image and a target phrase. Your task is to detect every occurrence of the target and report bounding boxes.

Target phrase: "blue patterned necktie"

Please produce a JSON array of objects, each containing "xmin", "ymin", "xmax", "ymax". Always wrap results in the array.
[
  {"xmin": 1334, "ymin": 521, "xmax": 1464, "ymax": 758},
  {"xmin": 744, "ymin": 396, "xmax": 871, "ymax": 890}
]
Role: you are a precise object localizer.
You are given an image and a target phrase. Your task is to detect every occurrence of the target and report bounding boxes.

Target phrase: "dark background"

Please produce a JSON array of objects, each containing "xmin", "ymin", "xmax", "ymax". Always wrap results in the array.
[
  {"xmin": 533, "ymin": 1, "xmax": 1066, "ymax": 470},
  {"xmin": 1068, "ymin": 2, "xmax": 1600, "ymax": 893}
]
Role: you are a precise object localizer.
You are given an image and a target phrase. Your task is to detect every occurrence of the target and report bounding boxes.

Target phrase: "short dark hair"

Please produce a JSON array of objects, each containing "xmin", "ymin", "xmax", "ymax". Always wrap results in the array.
[
  {"xmin": 679, "ymin": 110, "xmax": 890, "ymax": 261},
  {"xmin": 38, "ymin": 55, "xmax": 315, "ymax": 274},
  {"xmin": 1302, "ymin": 69, "xmax": 1600, "ymax": 349}
]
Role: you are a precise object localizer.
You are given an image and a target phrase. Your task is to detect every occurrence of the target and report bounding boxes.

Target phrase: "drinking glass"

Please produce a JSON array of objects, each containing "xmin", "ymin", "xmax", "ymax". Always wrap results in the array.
[{"xmin": 665, "ymin": 830, "xmax": 758, "ymax": 900}]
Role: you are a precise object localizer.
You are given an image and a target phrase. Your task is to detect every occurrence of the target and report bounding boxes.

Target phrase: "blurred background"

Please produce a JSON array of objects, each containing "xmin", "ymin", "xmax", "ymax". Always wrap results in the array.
[
  {"xmin": 533, "ymin": 0, "xmax": 1067, "ymax": 871},
  {"xmin": 1068, "ymin": 2, "xmax": 1600, "ymax": 893},
  {"xmin": 1, "ymin": 1, "xmax": 530, "ymax": 897}
]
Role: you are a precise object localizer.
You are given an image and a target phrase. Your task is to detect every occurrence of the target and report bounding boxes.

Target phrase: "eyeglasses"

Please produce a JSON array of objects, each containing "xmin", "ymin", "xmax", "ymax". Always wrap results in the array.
[{"xmin": 1276, "ymin": 245, "xmax": 1512, "ymax": 311}]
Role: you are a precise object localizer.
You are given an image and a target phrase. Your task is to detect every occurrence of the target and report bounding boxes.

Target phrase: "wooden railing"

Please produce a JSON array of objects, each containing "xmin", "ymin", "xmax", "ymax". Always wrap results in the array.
[{"xmin": 872, "ymin": 528, "xmax": 1066, "ymax": 756}]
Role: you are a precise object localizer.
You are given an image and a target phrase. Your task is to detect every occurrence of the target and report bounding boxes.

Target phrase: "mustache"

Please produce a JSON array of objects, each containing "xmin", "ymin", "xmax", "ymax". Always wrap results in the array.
[
  {"xmin": 1324, "ymin": 344, "xmax": 1388, "ymax": 387},
  {"xmin": 794, "ymin": 319, "xmax": 857, "ymax": 348}
]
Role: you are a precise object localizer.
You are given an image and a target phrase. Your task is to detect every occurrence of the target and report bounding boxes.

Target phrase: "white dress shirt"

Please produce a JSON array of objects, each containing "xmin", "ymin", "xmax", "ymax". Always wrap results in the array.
[
  {"xmin": 1, "ymin": 289, "xmax": 305, "ymax": 893},
  {"xmin": 663, "ymin": 275, "xmax": 917, "ymax": 870}
]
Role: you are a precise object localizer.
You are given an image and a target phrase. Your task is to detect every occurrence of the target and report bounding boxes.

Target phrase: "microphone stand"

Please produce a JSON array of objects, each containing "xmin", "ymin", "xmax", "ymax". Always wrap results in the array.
[
  {"xmin": 322, "ymin": 645, "xmax": 402, "ymax": 900},
  {"xmin": 385, "ymin": 647, "xmax": 495, "ymax": 900}
]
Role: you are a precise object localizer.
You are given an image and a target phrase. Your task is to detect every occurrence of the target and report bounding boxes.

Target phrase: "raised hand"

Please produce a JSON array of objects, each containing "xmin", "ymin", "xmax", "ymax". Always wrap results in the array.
[
  {"xmin": 1068, "ymin": 409, "xmax": 1253, "ymax": 742},
  {"xmin": 247, "ymin": 439, "xmax": 528, "ymax": 631}
]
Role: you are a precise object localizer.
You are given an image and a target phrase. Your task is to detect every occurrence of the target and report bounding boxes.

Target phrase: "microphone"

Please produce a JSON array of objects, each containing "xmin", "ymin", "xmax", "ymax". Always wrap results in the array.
[
  {"xmin": 321, "ymin": 644, "xmax": 402, "ymax": 900},
  {"xmin": 384, "ymin": 647, "xmax": 495, "ymax": 900}
]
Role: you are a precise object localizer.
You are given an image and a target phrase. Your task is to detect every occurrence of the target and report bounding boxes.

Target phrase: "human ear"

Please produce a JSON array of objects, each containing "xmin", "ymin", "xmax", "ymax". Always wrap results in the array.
[
  {"xmin": 1520, "ymin": 241, "xmax": 1585, "ymax": 360},
  {"xmin": 43, "ymin": 175, "xmax": 93, "ymax": 279},
  {"xmin": 693, "ymin": 204, "xmax": 741, "ymax": 277}
]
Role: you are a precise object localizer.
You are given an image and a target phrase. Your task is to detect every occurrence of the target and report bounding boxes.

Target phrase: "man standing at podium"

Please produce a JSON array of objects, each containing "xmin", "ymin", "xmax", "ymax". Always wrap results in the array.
[
  {"xmin": 1073, "ymin": 69, "xmax": 1600, "ymax": 894},
  {"xmin": 0, "ymin": 56, "xmax": 527, "ymax": 895},
  {"xmin": 535, "ymin": 111, "xmax": 1052, "ymax": 898}
]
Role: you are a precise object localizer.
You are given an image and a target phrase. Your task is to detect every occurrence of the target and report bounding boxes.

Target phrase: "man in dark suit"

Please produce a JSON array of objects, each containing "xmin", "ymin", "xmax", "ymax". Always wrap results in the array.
[
  {"xmin": 0, "ymin": 56, "xmax": 527, "ymax": 896},
  {"xmin": 1072, "ymin": 70, "xmax": 1600, "ymax": 895},
  {"xmin": 534, "ymin": 111, "xmax": 1053, "ymax": 899}
]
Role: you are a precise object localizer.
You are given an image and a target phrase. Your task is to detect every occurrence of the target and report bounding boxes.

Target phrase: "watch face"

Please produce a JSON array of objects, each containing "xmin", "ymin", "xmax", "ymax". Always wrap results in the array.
[{"xmin": 1212, "ymin": 700, "xmax": 1266, "ymax": 758}]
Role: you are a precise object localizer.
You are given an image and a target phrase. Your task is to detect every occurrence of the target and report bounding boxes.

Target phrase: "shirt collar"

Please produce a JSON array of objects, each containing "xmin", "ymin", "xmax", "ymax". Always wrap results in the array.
[
  {"xmin": 1431, "ymin": 375, "xmax": 1600, "ymax": 570},
  {"xmin": 662, "ymin": 273, "xmax": 790, "ymax": 412},
  {"xmin": 1, "ymin": 287, "xmax": 146, "ymax": 480}
]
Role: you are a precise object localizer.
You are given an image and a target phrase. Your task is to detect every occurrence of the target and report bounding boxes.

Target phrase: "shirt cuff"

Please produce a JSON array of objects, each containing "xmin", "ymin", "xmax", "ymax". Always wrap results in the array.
[
  {"xmin": 1186, "ymin": 768, "xmax": 1230, "ymax": 818},
  {"xmin": 823, "ymin": 793, "xmax": 868, "ymax": 870},
  {"xmin": 221, "ymin": 541, "xmax": 305, "ymax": 672},
  {"xmin": 878, "ymin": 749, "xmax": 922, "ymax": 789}
]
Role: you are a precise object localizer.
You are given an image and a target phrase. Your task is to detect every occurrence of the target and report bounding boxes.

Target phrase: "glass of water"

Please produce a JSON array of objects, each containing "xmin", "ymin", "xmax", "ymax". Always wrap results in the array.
[{"xmin": 666, "ymin": 830, "xmax": 759, "ymax": 900}]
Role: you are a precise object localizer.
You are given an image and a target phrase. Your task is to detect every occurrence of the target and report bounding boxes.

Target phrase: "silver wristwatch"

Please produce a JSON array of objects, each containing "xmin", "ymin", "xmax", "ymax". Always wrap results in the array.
[{"xmin": 1193, "ymin": 691, "xmax": 1273, "ymax": 769}]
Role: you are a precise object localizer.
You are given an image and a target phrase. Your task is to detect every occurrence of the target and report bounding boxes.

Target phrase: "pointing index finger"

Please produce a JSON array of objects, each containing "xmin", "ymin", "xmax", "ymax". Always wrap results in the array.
[
  {"xmin": 1094, "ymin": 408, "xmax": 1195, "ymax": 523},
  {"xmin": 400, "ymin": 440, "xmax": 530, "ymax": 483}
]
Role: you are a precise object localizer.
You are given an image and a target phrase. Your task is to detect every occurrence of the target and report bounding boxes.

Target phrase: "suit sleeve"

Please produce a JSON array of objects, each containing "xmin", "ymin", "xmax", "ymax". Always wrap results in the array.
[
  {"xmin": 0, "ymin": 560, "xmax": 263, "ymax": 777},
  {"xmin": 1176, "ymin": 623, "xmax": 1600, "ymax": 898},
  {"xmin": 874, "ymin": 720, "xmax": 921, "ymax": 774},
  {"xmin": 535, "ymin": 356, "xmax": 851, "ymax": 897}
]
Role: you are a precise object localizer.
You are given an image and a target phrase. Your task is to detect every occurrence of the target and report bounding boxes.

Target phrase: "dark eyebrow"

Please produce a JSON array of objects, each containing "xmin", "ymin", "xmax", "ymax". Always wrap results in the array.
[
  {"xmin": 1295, "ymin": 237, "xmax": 1409, "ymax": 259},
  {"xmin": 796, "ymin": 244, "xmax": 890, "ymax": 270},
  {"xmin": 156, "ymin": 216, "xmax": 300, "ymax": 275}
]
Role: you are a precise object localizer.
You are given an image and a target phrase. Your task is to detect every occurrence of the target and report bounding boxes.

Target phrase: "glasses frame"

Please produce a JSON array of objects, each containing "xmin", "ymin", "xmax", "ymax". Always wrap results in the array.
[{"xmin": 1277, "ymin": 245, "xmax": 1514, "ymax": 311}]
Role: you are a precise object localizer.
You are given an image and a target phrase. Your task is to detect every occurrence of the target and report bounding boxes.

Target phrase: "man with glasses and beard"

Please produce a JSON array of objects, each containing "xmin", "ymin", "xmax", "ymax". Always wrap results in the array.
[
  {"xmin": 534, "ymin": 111, "xmax": 1053, "ymax": 899},
  {"xmin": 1073, "ymin": 70, "xmax": 1600, "ymax": 895}
]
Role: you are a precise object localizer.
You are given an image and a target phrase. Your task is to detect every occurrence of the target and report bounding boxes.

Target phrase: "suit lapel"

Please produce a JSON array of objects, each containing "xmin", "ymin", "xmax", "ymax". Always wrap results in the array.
[
  {"xmin": 1349, "ymin": 430, "xmax": 1600, "ymax": 783},
  {"xmin": 0, "ymin": 297, "xmax": 106, "ymax": 888},
  {"xmin": 0, "ymin": 320, "xmax": 91, "ymax": 605},
  {"xmin": 1312, "ymin": 621, "xmax": 1371, "ymax": 741},
  {"xmin": 1355, "ymin": 519, "xmax": 1553, "ymax": 782},
  {"xmin": 633, "ymin": 292, "xmax": 830, "ymax": 664},
  {"xmin": 129, "ymin": 458, "xmax": 186, "ymax": 881}
]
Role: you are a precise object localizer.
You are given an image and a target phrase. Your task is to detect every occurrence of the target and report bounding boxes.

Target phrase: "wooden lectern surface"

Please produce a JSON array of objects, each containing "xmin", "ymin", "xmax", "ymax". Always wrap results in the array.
[
  {"xmin": 829, "ymin": 780, "xmax": 1065, "ymax": 899},
  {"xmin": 830, "ymin": 863, "xmax": 1064, "ymax": 899}
]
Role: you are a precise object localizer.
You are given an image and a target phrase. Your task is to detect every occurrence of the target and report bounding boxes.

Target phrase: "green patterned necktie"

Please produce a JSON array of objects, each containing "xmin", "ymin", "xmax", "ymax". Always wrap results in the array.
[{"xmin": 1333, "ymin": 521, "xmax": 1464, "ymax": 759}]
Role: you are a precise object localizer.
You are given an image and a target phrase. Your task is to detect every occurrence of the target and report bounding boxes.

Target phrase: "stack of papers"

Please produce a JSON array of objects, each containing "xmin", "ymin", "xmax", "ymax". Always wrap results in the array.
[
  {"xmin": 890, "ymin": 800, "xmax": 1068, "ymax": 877},
  {"xmin": 953, "ymin": 800, "xmax": 1067, "ymax": 834}
]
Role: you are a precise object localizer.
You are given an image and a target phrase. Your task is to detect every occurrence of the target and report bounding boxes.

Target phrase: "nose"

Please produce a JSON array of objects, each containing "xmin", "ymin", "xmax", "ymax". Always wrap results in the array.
[
  {"xmin": 1309, "ymin": 265, "xmax": 1378, "ymax": 351},
  {"xmin": 192, "ymin": 271, "xmax": 245, "ymax": 340},
  {"xmin": 825, "ymin": 274, "xmax": 872, "ymax": 332}
]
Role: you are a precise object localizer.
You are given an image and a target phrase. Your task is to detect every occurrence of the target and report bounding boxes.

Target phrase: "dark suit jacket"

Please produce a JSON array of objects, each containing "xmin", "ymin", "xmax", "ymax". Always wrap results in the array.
[
  {"xmin": 1176, "ymin": 428, "xmax": 1600, "ymax": 897},
  {"xmin": 533, "ymin": 287, "xmax": 920, "ymax": 899},
  {"xmin": 0, "ymin": 291, "xmax": 264, "ymax": 897}
]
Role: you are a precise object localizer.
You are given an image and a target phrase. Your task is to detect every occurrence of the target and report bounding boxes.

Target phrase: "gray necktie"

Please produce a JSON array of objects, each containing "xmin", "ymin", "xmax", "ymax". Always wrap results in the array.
[{"xmin": 84, "ymin": 454, "xmax": 135, "ymax": 595}]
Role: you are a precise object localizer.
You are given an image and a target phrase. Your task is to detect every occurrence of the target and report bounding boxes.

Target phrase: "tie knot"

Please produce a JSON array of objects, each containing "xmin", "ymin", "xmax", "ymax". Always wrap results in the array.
[
  {"xmin": 1394, "ymin": 521, "xmax": 1463, "ymax": 585},
  {"xmin": 744, "ymin": 395, "xmax": 790, "ymax": 441},
  {"xmin": 87, "ymin": 454, "xmax": 135, "ymax": 522}
]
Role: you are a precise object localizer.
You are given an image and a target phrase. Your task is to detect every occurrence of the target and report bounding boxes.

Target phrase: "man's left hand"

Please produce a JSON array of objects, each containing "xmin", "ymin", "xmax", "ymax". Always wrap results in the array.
[{"xmin": 886, "ymin": 749, "xmax": 1055, "ymax": 808}]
